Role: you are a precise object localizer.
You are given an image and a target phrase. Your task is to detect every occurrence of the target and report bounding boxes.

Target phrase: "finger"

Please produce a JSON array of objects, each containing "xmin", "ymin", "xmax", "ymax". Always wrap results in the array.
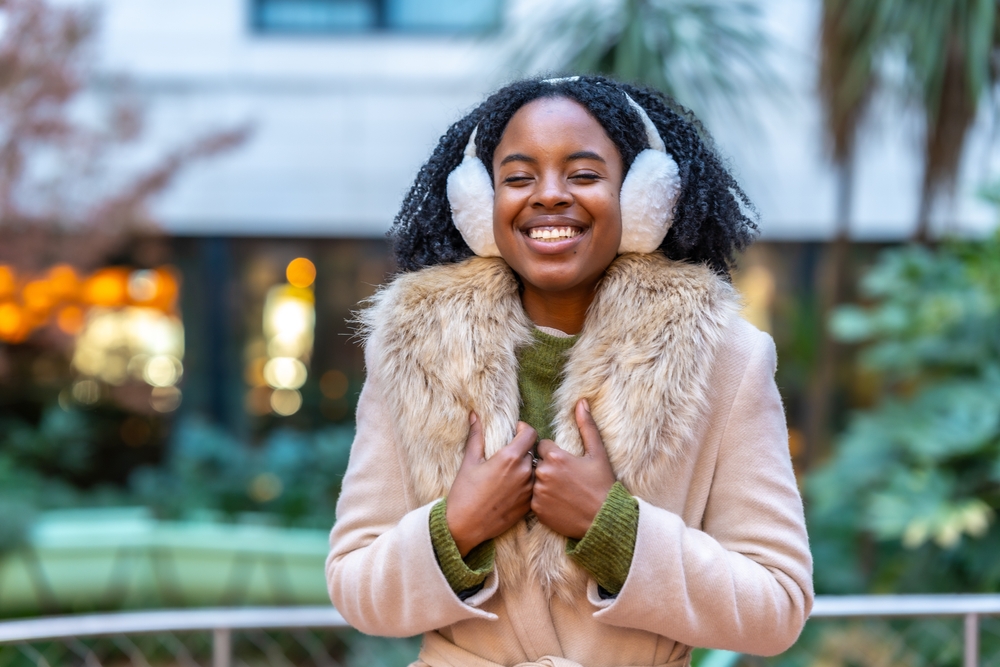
[
  {"xmin": 464, "ymin": 411, "xmax": 486, "ymax": 463},
  {"xmin": 508, "ymin": 423, "xmax": 538, "ymax": 457},
  {"xmin": 575, "ymin": 399, "xmax": 607, "ymax": 458},
  {"xmin": 536, "ymin": 438, "xmax": 558, "ymax": 459},
  {"xmin": 515, "ymin": 421, "xmax": 530, "ymax": 435}
]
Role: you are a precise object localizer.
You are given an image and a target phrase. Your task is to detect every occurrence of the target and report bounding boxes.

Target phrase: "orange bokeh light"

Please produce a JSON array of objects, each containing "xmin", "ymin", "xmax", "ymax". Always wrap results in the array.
[
  {"xmin": 48, "ymin": 264, "xmax": 80, "ymax": 300},
  {"xmin": 0, "ymin": 263, "xmax": 178, "ymax": 343},
  {"xmin": 286, "ymin": 258, "xmax": 316, "ymax": 288},
  {"xmin": 23, "ymin": 279, "xmax": 54, "ymax": 313},
  {"xmin": 0, "ymin": 302, "xmax": 25, "ymax": 341},
  {"xmin": 83, "ymin": 268, "xmax": 129, "ymax": 307},
  {"xmin": 151, "ymin": 267, "xmax": 179, "ymax": 312},
  {"xmin": 56, "ymin": 305, "xmax": 85, "ymax": 335},
  {"xmin": 0, "ymin": 266, "xmax": 14, "ymax": 300}
]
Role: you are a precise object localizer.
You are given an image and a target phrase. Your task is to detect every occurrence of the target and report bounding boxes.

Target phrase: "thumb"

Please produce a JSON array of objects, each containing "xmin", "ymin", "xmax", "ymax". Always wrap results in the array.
[
  {"xmin": 510, "ymin": 421, "xmax": 538, "ymax": 457},
  {"xmin": 464, "ymin": 412, "xmax": 486, "ymax": 463},
  {"xmin": 575, "ymin": 399, "xmax": 607, "ymax": 459}
]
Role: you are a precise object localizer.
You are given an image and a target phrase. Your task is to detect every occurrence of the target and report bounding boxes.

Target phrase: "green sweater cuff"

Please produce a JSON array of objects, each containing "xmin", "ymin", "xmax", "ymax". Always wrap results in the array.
[
  {"xmin": 566, "ymin": 481, "xmax": 638, "ymax": 595},
  {"xmin": 429, "ymin": 499, "xmax": 495, "ymax": 595}
]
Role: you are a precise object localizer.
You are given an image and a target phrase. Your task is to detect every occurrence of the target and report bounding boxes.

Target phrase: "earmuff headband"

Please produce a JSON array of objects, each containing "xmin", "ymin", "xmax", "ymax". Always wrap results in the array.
[{"xmin": 446, "ymin": 87, "xmax": 681, "ymax": 257}]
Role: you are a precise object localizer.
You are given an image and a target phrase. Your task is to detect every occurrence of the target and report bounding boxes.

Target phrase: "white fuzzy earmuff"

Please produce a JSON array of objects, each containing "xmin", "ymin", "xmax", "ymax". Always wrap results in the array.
[
  {"xmin": 446, "ymin": 90, "xmax": 681, "ymax": 257},
  {"xmin": 446, "ymin": 127, "xmax": 501, "ymax": 257},
  {"xmin": 618, "ymin": 95, "xmax": 682, "ymax": 253}
]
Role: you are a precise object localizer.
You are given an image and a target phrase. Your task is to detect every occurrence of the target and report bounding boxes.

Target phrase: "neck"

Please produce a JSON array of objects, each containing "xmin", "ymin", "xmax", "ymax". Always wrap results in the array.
[{"xmin": 520, "ymin": 284, "xmax": 596, "ymax": 335}]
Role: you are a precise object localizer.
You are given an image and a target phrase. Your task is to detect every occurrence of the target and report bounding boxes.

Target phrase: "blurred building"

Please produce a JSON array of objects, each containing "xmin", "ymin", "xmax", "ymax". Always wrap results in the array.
[
  {"xmin": 14, "ymin": 0, "xmax": 1000, "ymax": 434},
  {"xmin": 72, "ymin": 0, "xmax": 505, "ymax": 431}
]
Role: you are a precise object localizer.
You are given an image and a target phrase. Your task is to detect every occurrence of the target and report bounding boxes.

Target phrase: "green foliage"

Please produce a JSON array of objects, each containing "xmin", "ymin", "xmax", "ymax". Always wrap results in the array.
[
  {"xmin": 0, "ymin": 410, "xmax": 355, "ymax": 554},
  {"xmin": 130, "ymin": 418, "xmax": 353, "ymax": 528},
  {"xmin": 809, "ymin": 232, "xmax": 1000, "ymax": 593}
]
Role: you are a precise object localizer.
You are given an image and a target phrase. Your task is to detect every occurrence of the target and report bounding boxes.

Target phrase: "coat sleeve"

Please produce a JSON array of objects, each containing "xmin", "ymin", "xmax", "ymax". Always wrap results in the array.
[
  {"xmin": 590, "ymin": 328, "xmax": 814, "ymax": 656},
  {"xmin": 325, "ymin": 347, "xmax": 499, "ymax": 637}
]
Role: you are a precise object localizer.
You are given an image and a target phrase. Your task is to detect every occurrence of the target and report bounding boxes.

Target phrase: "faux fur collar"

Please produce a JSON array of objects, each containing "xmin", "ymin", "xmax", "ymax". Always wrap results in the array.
[{"xmin": 359, "ymin": 254, "xmax": 739, "ymax": 597}]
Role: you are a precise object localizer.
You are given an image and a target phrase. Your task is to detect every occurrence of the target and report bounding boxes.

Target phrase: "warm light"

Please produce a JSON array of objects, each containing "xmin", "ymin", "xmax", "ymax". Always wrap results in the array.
[
  {"xmin": 56, "ymin": 306, "xmax": 84, "ymax": 335},
  {"xmin": 254, "ymin": 281, "xmax": 314, "ymax": 415},
  {"xmin": 263, "ymin": 356, "xmax": 307, "ymax": 390},
  {"xmin": 0, "ymin": 266, "xmax": 14, "ymax": 299},
  {"xmin": 48, "ymin": 265, "xmax": 79, "ymax": 300},
  {"xmin": 270, "ymin": 388, "xmax": 302, "ymax": 416},
  {"xmin": 143, "ymin": 354, "xmax": 182, "ymax": 387},
  {"xmin": 150, "ymin": 386, "xmax": 182, "ymax": 412},
  {"xmin": 320, "ymin": 369, "xmax": 348, "ymax": 399},
  {"xmin": 735, "ymin": 264, "xmax": 776, "ymax": 334},
  {"xmin": 23, "ymin": 280, "xmax": 53, "ymax": 313},
  {"xmin": 101, "ymin": 354, "xmax": 128, "ymax": 385},
  {"xmin": 151, "ymin": 267, "xmax": 180, "ymax": 312},
  {"xmin": 128, "ymin": 270, "xmax": 159, "ymax": 302},
  {"xmin": 123, "ymin": 308, "xmax": 185, "ymax": 357},
  {"xmin": 249, "ymin": 472, "xmax": 283, "ymax": 502},
  {"xmin": 72, "ymin": 347, "xmax": 104, "ymax": 377},
  {"xmin": 72, "ymin": 379, "xmax": 101, "ymax": 405},
  {"xmin": 73, "ymin": 307, "xmax": 184, "ymax": 385},
  {"xmin": 244, "ymin": 357, "xmax": 267, "ymax": 387},
  {"xmin": 263, "ymin": 286, "xmax": 315, "ymax": 359},
  {"xmin": 0, "ymin": 302, "xmax": 23, "ymax": 339},
  {"xmin": 81, "ymin": 309, "xmax": 126, "ymax": 348},
  {"xmin": 286, "ymin": 257, "xmax": 316, "ymax": 288},
  {"xmin": 83, "ymin": 268, "xmax": 128, "ymax": 307},
  {"xmin": 245, "ymin": 386, "xmax": 273, "ymax": 415}
]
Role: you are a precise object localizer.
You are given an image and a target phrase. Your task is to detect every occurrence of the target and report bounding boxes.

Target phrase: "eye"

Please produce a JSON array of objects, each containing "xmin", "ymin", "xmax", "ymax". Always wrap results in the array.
[
  {"xmin": 503, "ymin": 175, "xmax": 533, "ymax": 185},
  {"xmin": 570, "ymin": 172, "xmax": 601, "ymax": 182}
]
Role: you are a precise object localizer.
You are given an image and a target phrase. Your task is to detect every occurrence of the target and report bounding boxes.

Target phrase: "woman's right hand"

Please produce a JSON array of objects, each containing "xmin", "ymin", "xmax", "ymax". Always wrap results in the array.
[{"xmin": 446, "ymin": 413, "xmax": 537, "ymax": 557}]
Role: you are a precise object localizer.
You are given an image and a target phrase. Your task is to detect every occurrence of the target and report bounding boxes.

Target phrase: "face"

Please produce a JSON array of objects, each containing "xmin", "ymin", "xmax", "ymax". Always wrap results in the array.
[{"xmin": 492, "ymin": 96, "xmax": 623, "ymax": 301}]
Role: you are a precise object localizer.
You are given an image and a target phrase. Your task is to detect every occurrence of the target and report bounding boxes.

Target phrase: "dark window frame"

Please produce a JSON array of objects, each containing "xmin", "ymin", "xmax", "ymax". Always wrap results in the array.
[{"xmin": 249, "ymin": 0, "xmax": 500, "ymax": 35}]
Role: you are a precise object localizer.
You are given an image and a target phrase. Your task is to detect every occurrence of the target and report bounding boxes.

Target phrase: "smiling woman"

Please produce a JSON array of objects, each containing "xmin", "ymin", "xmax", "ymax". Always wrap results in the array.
[
  {"xmin": 326, "ymin": 76, "xmax": 813, "ymax": 667},
  {"xmin": 491, "ymin": 97, "xmax": 623, "ymax": 334}
]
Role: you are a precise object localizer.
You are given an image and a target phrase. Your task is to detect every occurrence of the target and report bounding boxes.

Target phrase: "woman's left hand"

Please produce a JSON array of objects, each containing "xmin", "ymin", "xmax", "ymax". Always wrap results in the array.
[{"xmin": 532, "ymin": 399, "xmax": 616, "ymax": 539}]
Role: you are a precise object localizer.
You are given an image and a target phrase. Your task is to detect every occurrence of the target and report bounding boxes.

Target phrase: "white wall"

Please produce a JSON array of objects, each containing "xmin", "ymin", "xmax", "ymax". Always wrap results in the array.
[{"xmin": 89, "ymin": 0, "xmax": 1000, "ymax": 240}]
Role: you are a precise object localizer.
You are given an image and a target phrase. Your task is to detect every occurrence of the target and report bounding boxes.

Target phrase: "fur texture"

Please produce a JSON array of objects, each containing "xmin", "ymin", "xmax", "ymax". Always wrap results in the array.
[
  {"xmin": 618, "ymin": 149, "xmax": 681, "ymax": 253},
  {"xmin": 359, "ymin": 254, "xmax": 739, "ymax": 599}
]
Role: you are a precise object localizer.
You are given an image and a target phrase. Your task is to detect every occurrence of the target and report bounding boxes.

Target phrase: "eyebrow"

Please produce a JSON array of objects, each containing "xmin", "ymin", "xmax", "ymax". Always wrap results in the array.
[
  {"xmin": 498, "ymin": 150, "xmax": 607, "ymax": 167},
  {"xmin": 566, "ymin": 151, "xmax": 606, "ymax": 164},
  {"xmin": 499, "ymin": 153, "xmax": 536, "ymax": 167}
]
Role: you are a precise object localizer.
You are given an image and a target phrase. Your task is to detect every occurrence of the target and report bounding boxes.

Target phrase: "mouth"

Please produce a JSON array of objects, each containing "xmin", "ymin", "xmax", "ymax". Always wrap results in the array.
[
  {"xmin": 518, "ymin": 217, "xmax": 589, "ymax": 255},
  {"xmin": 526, "ymin": 226, "xmax": 583, "ymax": 241}
]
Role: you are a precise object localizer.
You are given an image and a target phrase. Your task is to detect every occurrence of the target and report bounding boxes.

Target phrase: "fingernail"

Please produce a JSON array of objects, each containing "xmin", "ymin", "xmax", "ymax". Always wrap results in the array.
[
  {"xmin": 582, "ymin": 399, "xmax": 591, "ymax": 413},
  {"xmin": 469, "ymin": 412, "xmax": 477, "ymax": 425}
]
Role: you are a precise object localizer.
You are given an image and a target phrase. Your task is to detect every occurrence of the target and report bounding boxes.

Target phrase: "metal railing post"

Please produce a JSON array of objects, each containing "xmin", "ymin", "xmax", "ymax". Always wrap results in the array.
[
  {"xmin": 964, "ymin": 613, "xmax": 979, "ymax": 667},
  {"xmin": 213, "ymin": 627, "xmax": 231, "ymax": 667}
]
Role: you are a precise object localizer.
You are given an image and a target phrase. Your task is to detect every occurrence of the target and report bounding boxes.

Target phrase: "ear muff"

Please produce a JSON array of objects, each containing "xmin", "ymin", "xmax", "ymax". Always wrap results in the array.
[
  {"xmin": 446, "ymin": 127, "xmax": 501, "ymax": 257},
  {"xmin": 446, "ymin": 93, "xmax": 681, "ymax": 257},
  {"xmin": 617, "ymin": 95, "xmax": 682, "ymax": 253}
]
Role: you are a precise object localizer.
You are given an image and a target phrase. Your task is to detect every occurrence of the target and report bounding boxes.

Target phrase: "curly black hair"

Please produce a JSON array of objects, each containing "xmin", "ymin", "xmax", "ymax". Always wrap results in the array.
[{"xmin": 389, "ymin": 75, "xmax": 758, "ymax": 278}]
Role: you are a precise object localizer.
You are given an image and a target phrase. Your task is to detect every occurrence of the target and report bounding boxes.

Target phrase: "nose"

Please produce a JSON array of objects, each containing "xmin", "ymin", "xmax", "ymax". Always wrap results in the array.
[{"xmin": 530, "ymin": 172, "xmax": 571, "ymax": 210}]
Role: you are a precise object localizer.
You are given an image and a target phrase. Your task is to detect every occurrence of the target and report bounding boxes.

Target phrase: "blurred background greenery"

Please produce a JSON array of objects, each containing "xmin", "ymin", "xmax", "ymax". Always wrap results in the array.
[{"xmin": 2, "ymin": 0, "xmax": 1000, "ymax": 665}]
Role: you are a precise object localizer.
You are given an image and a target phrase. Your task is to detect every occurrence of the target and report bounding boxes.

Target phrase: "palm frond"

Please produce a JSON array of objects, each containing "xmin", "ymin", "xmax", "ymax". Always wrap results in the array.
[{"xmin": 502, "ymin": 0, "xmax": 777, "ymax": 121}]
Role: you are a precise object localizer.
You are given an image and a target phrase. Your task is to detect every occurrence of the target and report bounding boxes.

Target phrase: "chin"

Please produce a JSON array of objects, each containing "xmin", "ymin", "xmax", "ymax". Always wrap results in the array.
[{"xmin": 522, "ymin": 270, "xmax": 588, "ymax": 294}]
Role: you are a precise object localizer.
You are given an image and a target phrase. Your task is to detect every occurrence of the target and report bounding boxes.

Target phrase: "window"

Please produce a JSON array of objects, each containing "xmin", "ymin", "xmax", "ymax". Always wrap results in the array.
[{"xmin": 251, "ymin": 0, "xmax": 501, "ymax": 33}]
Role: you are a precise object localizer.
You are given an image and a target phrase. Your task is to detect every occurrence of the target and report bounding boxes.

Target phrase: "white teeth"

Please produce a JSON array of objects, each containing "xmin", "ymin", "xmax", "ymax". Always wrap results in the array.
[{"xmin": 527, "ymin": 227, "xmax": 581, "ymax": 240}]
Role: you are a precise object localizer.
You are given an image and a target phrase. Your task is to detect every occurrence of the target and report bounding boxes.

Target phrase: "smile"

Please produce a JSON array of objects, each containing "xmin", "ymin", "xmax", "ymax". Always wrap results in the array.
[{"xmin": 526, "ymin": 226, "xmax": 582, "ymax": 241}]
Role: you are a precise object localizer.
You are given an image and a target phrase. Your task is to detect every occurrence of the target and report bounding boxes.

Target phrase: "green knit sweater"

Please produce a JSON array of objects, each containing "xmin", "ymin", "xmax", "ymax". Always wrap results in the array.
[{"xmin": 430, "ymin": 328, "xmax": 639, "ymax": 596}]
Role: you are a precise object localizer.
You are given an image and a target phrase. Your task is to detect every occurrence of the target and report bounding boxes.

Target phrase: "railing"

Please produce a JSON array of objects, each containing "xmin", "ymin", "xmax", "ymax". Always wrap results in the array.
[
  {"xmin": 812, "ymin": 595, "xmax": 1000, "ymax": 667},
  {"xmin": 0, "ymin": 595, "xmax": 998, "ymax": 666},
  {"xmin": 0, "ymin": 607, "xmax": 349, "ymax": 667}
]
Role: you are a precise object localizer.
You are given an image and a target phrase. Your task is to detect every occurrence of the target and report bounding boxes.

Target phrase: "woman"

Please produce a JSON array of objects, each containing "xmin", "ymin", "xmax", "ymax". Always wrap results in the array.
[{"xmin": 327, "ymin": 76, "xmax": 813, "ymax": 667}]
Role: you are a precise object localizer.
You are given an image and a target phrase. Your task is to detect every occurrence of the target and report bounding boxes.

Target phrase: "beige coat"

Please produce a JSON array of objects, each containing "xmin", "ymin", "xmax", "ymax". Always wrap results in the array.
[{"xmin": 326, "ymin": 255, "xmax": 813, "ymax": 667}]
